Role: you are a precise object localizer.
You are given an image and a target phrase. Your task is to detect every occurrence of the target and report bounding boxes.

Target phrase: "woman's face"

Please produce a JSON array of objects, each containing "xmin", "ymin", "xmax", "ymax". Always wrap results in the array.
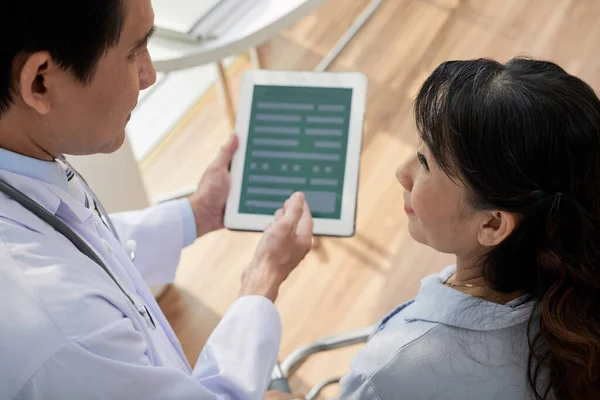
[{"xmin": 396, "ymin": 144, "xmax": 486, "ymax": 258}]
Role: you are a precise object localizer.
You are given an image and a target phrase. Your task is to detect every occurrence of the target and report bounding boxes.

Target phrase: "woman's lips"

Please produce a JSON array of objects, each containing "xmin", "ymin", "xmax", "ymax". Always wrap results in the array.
[{"xmin": 404, "ymin": 203, "xmax": 415, "ymax": 215}]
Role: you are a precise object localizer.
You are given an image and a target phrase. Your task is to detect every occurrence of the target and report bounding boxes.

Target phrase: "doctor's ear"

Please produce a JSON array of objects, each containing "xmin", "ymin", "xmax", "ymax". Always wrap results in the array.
[
  {"xmin": 16, "ymin": 52, "xmax": 57, "ymax": 115},
  {"xmin": 477, "ymin": 210, "xmax": 516, "ymax": 247}
]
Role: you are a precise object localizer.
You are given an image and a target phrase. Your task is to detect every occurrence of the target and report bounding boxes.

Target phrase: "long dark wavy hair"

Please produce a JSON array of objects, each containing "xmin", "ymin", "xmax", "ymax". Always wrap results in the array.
[{"xmin": 415, "ymin": 57, "xmax": 600, "ymax": 399}]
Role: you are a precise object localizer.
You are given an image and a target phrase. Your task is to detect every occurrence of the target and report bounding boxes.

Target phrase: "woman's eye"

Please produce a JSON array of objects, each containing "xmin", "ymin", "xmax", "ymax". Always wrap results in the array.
[{"xmin": 417, "ymin": 152, "xmax": 430, "ymax": 171}]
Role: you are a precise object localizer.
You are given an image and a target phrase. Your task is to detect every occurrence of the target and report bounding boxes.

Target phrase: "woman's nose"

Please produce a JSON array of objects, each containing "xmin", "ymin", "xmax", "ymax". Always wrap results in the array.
[{"xmin": 396, "ymin": 157, "xmax": 415, "ymax": 192}]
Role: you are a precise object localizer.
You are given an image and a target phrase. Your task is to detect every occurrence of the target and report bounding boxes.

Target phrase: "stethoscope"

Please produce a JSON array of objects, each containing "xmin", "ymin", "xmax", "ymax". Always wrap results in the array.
[{"xmin": 0, "ymin": 158, "xmax": 156, "ymax": 330}]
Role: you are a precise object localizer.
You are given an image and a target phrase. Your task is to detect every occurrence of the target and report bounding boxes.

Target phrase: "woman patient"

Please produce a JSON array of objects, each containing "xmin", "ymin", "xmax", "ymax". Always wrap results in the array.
[
  {"xmin": 337, "ymin": 57, "xmax": 600, "ymax": 399},
  {"xmin": 271, "ymin": 57, "xmax": 600, "ymax": 400}
]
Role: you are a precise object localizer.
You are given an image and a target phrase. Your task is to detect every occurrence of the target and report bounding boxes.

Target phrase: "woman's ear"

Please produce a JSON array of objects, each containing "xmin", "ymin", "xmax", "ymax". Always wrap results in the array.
[
  {"xmin": 16, "ymin": 51, "xmax": 54, "ymax": 115},
  {"xmin": 477, "ymin": 210, "xmax": 516, "ymax": 247}
]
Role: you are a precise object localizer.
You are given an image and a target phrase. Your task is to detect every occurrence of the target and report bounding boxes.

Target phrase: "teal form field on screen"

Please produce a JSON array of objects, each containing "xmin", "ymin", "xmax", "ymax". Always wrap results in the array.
[{"xmin": 239, "ymin": 85, "xmax": 354, "ymax": 219}]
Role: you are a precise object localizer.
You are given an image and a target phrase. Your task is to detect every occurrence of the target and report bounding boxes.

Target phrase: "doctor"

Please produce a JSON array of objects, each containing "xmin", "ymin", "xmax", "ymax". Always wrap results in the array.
[{"xmin": 0, "ymin": 1, "xmax": 313, "ymax": 399}]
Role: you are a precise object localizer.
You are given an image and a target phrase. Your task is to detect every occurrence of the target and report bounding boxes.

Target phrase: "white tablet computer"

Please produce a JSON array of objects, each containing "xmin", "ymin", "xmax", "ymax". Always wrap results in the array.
[{"xmin": 224, "ymin": 70, "xmax": 367, "ymax": 237}]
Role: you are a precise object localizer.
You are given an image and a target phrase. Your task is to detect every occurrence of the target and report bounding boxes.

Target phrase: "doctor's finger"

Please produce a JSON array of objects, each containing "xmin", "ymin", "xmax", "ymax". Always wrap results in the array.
[
  {"xmin": 283, "ymin": 197, "xmax": 291, "ymax": 211},
  {"xmin": 281, "ymin": 193, "xmax": 304, "ymax": 234},
  {"xmin": 274, "ymin": 208, "xmax": 285, "ymax": 221},
  {"xmin": 295, "ymin": 200, "xmax": 313, "ymax": 238},
  {"xmin": 213, "ymin": 133, "xmax": 239, "ymax": 168}
]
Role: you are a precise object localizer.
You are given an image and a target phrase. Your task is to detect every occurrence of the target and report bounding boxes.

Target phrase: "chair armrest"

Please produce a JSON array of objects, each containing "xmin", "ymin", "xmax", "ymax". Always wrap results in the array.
[{"xmin": 279, "ymin": 325, "xmax": 376, "ymax": 377}]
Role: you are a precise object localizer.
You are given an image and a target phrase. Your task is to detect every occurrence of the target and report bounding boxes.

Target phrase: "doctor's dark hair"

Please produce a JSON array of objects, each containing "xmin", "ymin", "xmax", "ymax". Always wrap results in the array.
[
  {"xmin": 0, "ymin": 1, "xmax": 125, "ymax": 117},
  {"xmin": 415, "ymin": 58, "xmax": 600, "ymax": 399}
]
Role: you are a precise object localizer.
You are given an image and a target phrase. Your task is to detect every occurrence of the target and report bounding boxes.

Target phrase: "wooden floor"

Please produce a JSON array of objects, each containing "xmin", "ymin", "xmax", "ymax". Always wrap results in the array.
[{"xmin": 142, "ymin": 0, "xmax": 600, "ymax": 396}]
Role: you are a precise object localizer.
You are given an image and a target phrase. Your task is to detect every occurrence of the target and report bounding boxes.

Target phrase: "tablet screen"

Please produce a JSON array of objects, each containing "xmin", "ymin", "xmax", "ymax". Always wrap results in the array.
[{"xmin": 238, "ymin": 85, "xmax": 353, "ymax": 219}]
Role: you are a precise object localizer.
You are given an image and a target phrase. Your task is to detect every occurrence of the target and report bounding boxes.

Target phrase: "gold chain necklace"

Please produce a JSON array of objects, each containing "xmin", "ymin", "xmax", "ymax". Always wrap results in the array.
[{"xmin": 444, "ymin": 276, "xmax": 487, "ymax": 288}]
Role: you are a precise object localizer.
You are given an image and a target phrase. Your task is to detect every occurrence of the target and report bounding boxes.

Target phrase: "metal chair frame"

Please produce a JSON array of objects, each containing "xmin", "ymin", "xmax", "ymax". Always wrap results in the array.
[{"xmin": 270, "ymin": 325, "xmax": 376, "ymax": 399}]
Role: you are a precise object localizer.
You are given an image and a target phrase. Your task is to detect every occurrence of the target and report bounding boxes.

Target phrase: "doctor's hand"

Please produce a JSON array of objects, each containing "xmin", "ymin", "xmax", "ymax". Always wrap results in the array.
[
  {"xmin": 189, "ymin": 133, "xmax": 239, "ymax": 238},
  {"xmin": 240, "ymin": 192, "xmax": 313, "ymax": 303}
]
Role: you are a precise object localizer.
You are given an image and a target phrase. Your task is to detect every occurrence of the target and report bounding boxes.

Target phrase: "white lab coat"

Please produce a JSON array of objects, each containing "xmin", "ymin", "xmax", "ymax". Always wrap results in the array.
[{"xmin": 0, "ymin": 167, "xmax": 281, "ymax": 400}]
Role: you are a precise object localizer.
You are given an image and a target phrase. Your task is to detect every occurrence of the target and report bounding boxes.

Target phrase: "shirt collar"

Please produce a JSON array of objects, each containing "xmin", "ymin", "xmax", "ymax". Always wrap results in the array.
[
  {"xmin": 0, "ymin": 148, "xmax": 93, "ymax": 222},
  {"xmin": 401, "ymin": 265, "xmax": 536, "ymax": 331},
  {"xmin": 0, "ymin": 148, "xmax": 69, "ymax": 191}
]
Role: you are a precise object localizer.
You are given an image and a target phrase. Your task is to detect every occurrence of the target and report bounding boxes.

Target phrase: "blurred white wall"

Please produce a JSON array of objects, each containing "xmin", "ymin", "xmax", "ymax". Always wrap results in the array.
[{"xmin": 67, "ymin": 138, "xmax": 150, "ymax": 213}]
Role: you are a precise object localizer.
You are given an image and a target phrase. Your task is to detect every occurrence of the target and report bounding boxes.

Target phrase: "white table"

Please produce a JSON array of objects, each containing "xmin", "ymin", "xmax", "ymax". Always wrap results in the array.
[
  {"xmin": 149, "ymin": 0, "xmax": 327, "ymax": 127},
  {"xmin": 149, "ymin": 0, "xmax": 383, "ymax": 128},
  {"xmin": 151, "ymin": 0, "xmax": 327, "ymax": 72}
]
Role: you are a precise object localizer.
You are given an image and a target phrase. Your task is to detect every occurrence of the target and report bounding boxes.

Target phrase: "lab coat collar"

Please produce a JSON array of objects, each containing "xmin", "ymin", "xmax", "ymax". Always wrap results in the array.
[
  {"xmin": 402, "ymin": 265, "xmax": 536, "ymax": 331},
  {"xmin": 45, "ymin": 180, "xmax": 96, "ymax": 224},
  {"xmin": 0, "ymin": 149, "xmax": 94, "ymax": 224}
]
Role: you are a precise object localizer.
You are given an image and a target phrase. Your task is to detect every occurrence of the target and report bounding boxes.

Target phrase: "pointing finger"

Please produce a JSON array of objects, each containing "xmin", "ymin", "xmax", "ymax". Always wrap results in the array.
[
  {"xmin": 296, "ymin": 197, "xmax": 313, "ymax": 238},
  {"xmin": 281, "ymin": 193, "xmax": 304, "ymax": 235}
]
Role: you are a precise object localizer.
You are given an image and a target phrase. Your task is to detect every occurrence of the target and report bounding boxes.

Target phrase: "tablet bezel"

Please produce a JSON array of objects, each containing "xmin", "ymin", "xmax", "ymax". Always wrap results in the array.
[{"xmin": 224, "ymin": 70, "xmax": 367, "ymax": 237}]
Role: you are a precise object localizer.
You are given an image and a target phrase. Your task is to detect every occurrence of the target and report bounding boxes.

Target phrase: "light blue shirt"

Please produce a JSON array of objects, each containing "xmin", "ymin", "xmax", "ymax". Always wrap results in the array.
[
  {"xmin": 0, "ymin": 148, "xmax": 198, "ymax": 247},
  {"xmin": 338, "ymin": 266, "xmax": 542, "ymax": 400}
]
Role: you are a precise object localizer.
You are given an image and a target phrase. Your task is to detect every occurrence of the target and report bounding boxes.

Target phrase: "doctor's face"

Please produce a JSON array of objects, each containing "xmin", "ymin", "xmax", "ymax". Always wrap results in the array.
[
  {"xmin": 396, "ymin": 144, "xmax": 483, "ymax": 257},
  {"xmin": 45, "ymin": 0, "xmax": 157, "ymax": 156}
]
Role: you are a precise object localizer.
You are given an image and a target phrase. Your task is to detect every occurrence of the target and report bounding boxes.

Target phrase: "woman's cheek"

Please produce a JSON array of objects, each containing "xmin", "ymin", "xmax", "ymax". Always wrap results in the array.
[{"xmin": 410, "ymin": 182, "xmax": 428, "ymax": 219}]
